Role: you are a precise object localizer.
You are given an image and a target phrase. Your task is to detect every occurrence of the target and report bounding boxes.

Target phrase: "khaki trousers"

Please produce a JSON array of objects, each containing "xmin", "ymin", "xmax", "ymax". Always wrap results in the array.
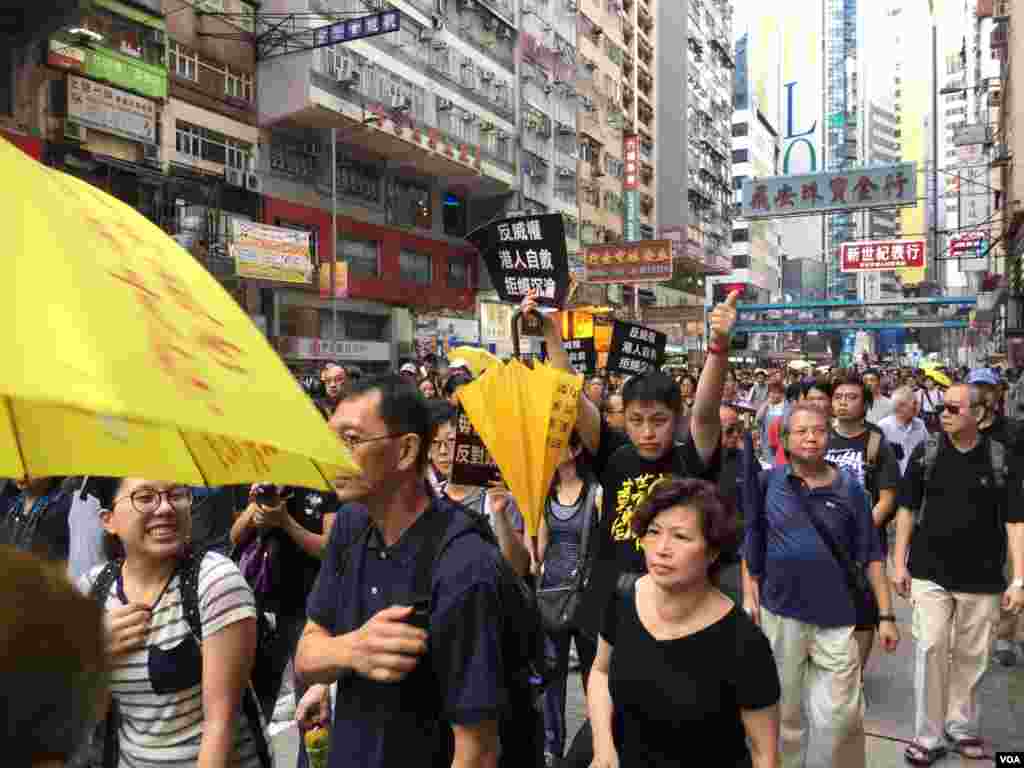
[
  {"xmin": 761, "ymin": 608, "xmax": 865, "ymax": 768},
  {"xmin": 910, "ymin": 579, "xmax": 1001, "ymax": 748}
]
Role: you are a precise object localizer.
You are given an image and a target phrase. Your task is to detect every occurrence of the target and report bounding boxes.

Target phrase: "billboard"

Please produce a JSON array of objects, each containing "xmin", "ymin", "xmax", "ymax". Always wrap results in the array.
[
  {"xmin": 583, "ymin": 240, "xmax": 673, "ymax": 284},
  {"xmin": 229, "ymin": 220, "xmax": 314, "ymax": 284},
  {"xmin": 623, "ymin": 134, "xmax": 640, "ymax": 242},
  {"xmin": 840, "ymin": 239, "xmax": 927, "ymax": 272}
]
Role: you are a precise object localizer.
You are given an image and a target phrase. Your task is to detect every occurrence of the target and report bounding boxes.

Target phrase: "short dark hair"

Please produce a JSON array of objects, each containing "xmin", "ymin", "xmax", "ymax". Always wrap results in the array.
[
  {"xmin": 802, "ymin": 379, "xmax": 833, "ymax": 399},
  {"xmin": 621, "ymin": 371, "xmax": 682, "ymax": 413},
  {"xmin": 346, "ymin": 375, "xmax": 435, "ymax": 469},
  {"xmin": 443, "ymin": 372, "xmax": 473, "ymax": 399},
  {"xmin": 833, "ymin": 372, "xmax": 874, "ymax": 409},
  {"xmin": 629, "ymin": 478, "xmax": 738, "ymax": 579}
]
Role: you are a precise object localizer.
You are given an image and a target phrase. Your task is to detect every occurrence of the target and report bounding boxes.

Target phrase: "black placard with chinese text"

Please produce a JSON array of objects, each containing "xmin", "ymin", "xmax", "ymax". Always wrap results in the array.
[
  {"xmin": 468, "ymin": 213, "xmax": 570, "ymax": 308},
  {"xmin": 450, "ymin": 406, "xmax": 502, "ymax": 487},
  {"xmin": 605, "ymin": 320, "xmax": 666, "ymax": 375},
  {"xmin": 564, "ymin": 338, "xmax": 597, "ymax": 374}
]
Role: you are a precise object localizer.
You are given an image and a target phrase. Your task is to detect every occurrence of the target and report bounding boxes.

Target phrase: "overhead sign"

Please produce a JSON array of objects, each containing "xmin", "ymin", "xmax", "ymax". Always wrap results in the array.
[
  {"xmin": 583, "ymin": 240, "xmax": 673, "ymax": 284},
  {"xmin": 623, "ymin": 134, "xmax": 640, "ymax": 242},
  {"xmin": 67, "ymin": 75, "xmax": 156, "ymax": 144},
  {"xmin": 230, "ymin": 220, "xmax": 314, "ymax": 284},
  {"xmin": 311, "ymin": 10, "xmax": 401, "ymax": 50},
  {"xmin": 642, "ymin": 304, "xmax": 706, "ymax": 324},
  {"xmin": 50, "ymin": 41, "xmax": 168, "ymax": 100},
  {"xmin": 741, "ymin": 162, "xmax": 918, "ymax": 220},
  {"xmin": 951, "ymin": 232, "xmax": 989, "ymax": 273},
  {"xmin": 953, "ymin": 124, "xmax": 991, "ymax": 147},
  {"xmin": 564, "ymin": 338, "xmax": 597, "ymax": 374},
  {"xmin": 276, "ymin": 337, "xmax": 391, "ymax": 361},
  {"xmin": 605, "ymin": 321, "xmax": 666, "ymax": 375},
  {"xmin": 469, "ymin": 213, "xmax": 570, "ymax": 308},
  {"xmin": 840, "ymin": 239, "xmax": 927, "ymax": 272},
  {"xmin": 451, "ymin": 406, "xmax": 501, "ymax": 487}
]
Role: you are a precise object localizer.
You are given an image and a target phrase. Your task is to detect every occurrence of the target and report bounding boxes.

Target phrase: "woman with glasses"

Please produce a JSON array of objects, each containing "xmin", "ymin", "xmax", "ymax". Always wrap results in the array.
[{"xmin": 81, "ymin": 479, "xmax": 264, "ymax": 768}]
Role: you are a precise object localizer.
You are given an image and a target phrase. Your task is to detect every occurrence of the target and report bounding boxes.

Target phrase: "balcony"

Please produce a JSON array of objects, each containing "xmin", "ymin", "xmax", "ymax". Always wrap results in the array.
[{"xmin": 637, "ymin": 5, "xmax": 653, "ymax": 36}]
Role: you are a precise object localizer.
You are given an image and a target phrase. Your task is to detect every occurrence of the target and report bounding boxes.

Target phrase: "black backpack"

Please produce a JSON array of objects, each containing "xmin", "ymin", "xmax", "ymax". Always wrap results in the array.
[
  {"xmin": 79, "ymin": 552, "xmax": 272, "ymax": 768},
  {"xmin": 337, "ymin": 503, "xmax": 550, "ymax": 768}
]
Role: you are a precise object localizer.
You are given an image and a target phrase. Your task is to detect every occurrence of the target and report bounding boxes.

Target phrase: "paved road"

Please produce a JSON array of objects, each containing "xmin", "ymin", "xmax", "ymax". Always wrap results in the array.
[{"xmin": 272, "ymin": 597, "xmax": 1024, "ymax": 765}]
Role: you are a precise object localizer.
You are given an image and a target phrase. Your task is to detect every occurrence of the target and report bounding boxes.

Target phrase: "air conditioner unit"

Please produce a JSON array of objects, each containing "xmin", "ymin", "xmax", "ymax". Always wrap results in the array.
[
  {"xmin": 438, "ymin": 97, "xmax": 454, "ymax": 110},
  {"xmin": 64, "ymin": 119, "xmax": 86, "ymax": 142},
  {"xmin": 431, "ymin": 39, "xmax": 448, "ymax": 50},
  {"xmin": 483, "ymin": 16, "xmax": 497, "ymax": 30},
  {"xmin": 418, "ymin": 28, "xmax": 434, "ymax": 42},
  {"xmin": 498, "ymin": 26, "xmax": 512, "ymax": 39},
  {"xmin": 497, "ymin": 130, "xmax": 510, "ymax": 140},
  {"xmin": 558, "ymin": 167, "xmax": 573, "ymax": 177},
  {"xmin": 481, "ymin": 69, "xmax": 494, "ymax": 81},
  {"xmin": 458, "ymin": 0, "xmax": 475, "ymax": 8},
  {"xmin": 543, "ymin": 84, "xmax": 553, "ymax": 94},
  {"xmin": 391, "ymin": 93, "xmax": 411, "ymax": 110},
  {"xmin": 143, "ymin": 143, "xmax": 160, "ymax": 167},
  {"xmin": 246, "ymin": 173, "xmax": 262, "ymax": 193},
  {"xmin": 270, "ymin": 153, "xmax": 285, "ymax": 170},
  {"xmin": 431, "ymin": 15, "xmax": 445, "ymax": 30},
  {"xmin": 226, "ymin": 167, "xmax": 244, "ymax": 187},
  {"xmin": 521, "ymin": 73, "xmax": 534, "ymax": 84},
  {"xmin": 462, "ymin": 111, "xmax": 475, "ymax": 122},
  {"xmin": 557, "ymin": 123, "xmax": 573, "ymax": 134}
]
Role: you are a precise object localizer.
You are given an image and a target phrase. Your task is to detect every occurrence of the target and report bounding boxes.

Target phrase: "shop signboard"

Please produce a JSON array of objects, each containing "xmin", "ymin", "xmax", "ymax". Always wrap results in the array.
[
  {"xmin": 67, "ymin": 75, "xmax": 157, "ymax": 144},
  {"xmin": 230, "ymin": 220, "xmax": 314, "ymax": 284},
  {"xmin": 277, "ymin": 337, "xmax": 390, "ymax": 361},
  {"xmin": 583, "ymin": 240, "xmax": 673, "ymax": 284},
  {"xmin": 605, "ymin": 321, "xmax": 666, "ymax": 375},
  {"xmin": 469, "ymin": 213, "xmax": 570, "ymax": 308},
  {"xmin": 741, "ymin": 162, "xmax": 917, "ymax": 220},
  {"xmin": 839, "ymin": 238, "xmax": 927, "ymax": 272},
  {"xmin": 623, "ymin": 134, "xmax": 640, "ymax": 242},
  {"xmin": 50, "ymin": 41, "xmax": 167, "ymax": 100}
]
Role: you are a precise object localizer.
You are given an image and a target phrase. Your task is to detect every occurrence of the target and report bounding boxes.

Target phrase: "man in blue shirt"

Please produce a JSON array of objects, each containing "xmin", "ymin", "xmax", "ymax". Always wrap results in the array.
[
  {"xmin": 294, "ymin": 375, "xmax": 506, "ymax": 768},
  {"xmin": 743, "ymin": 401, "xmax": 898, "ymax": 768}
]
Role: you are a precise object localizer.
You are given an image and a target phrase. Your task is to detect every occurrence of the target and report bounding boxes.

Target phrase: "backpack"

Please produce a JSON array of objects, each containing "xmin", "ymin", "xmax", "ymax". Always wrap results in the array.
[
  {"xmin": 336, "ymin": 503, "xmax": 550, "ymax": 768},
  {"xmin": 915, "ymin": 432, "xmax": 1007, "ymax": 525},
  {"xmin": 80, "ymin": 552, "xmax": 273, "ymax": 768}
]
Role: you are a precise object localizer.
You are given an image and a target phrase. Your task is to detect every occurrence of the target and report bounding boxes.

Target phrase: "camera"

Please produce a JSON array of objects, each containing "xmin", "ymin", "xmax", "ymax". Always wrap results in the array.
[{"xmin": 253, "ymin": 485, "xmax": 281, "ymax": 507}]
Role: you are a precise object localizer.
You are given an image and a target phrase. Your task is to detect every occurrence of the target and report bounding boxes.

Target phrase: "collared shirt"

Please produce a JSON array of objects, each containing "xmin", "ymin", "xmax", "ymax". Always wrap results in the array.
[
  {"xmin": 744, "ymin": 464, "xmax": 882, "ymax": 629},
  {"xmin": 867, "ymin": 395, "xmax": 895, "ymax": 425},
  {"xmin": 306, "ymin": 497, "xmax": 506, "ymax": 768},
  {"xmin": 877, "ymin": 414, "xmax": 929, "ymax": 475}
]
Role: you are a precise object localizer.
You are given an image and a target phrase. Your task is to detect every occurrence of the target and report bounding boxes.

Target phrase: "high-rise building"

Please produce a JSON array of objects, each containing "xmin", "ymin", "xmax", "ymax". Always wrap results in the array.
[{"xmin": 620, "ymin": 0, "xmax": 657, "ymax": 244}]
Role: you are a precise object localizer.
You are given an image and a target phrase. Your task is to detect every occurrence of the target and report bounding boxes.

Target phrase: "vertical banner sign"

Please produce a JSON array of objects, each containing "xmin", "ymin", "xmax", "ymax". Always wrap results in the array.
[
  {"xmin": 451, "ymin": 406, "xmax": 502, "ymax": 487},
  {"xmin": 468, "ymin": 213, "xmax": 570, "ymax": 308},
  {"xmin": 564, "ymin": 338, "xmax": 597, "ymax": 374},
  {"xmin": 605, "ymin": 321, "xmax": 667, "ymax": 375},
  {"xmin": 623, "ymin": 134, "xmax": 640, "ymax": 242}
]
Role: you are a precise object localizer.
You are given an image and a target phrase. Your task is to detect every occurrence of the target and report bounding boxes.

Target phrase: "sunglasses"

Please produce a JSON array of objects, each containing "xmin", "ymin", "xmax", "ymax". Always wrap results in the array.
[{"xmin": 938, "ymin": 403, "xmax": 976, "ymax": 416}]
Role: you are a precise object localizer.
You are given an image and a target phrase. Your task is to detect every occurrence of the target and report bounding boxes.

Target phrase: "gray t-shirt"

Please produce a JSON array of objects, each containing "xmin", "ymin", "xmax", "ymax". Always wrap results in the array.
[{"xmin": 67, "ymin": 481, "xmax": 106, "ymax": 582}]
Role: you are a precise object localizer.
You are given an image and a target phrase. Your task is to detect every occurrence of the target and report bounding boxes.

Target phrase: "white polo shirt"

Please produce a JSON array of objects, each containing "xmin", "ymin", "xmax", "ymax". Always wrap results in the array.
[{"xmin": 877, "ymin": 414, "xmax": 929, "ymax": 475}]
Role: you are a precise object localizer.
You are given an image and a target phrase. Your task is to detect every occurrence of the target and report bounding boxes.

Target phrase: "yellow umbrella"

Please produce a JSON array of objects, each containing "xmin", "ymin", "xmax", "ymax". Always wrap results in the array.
[
  {"xmin": 2, "ymin": 137, "xmax": 358, "ymax": 488},
  {"xmin": 448, "ymin": 346, "xmax": 501, "ymax": 378},
  {"xmin": 923, "ymin": 368, "xmax": 952, "ymax": 388},
  {"xmin": 457, "ymin": 360, "xmax": 582, "ymax": 535}
]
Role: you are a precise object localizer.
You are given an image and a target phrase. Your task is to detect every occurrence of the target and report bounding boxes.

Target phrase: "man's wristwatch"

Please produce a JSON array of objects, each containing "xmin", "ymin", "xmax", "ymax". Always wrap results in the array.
[
  {"xmin": 878, "ymin": 614, "xmax": 896, "ymax": 623},
  {"xmin": 1011, "ymin": 578, "xmax": 1024, "ymax": 590}
]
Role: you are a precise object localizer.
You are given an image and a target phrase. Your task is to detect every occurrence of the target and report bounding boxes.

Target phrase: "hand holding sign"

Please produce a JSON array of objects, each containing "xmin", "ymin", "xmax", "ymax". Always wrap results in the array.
[{"xmin": 708, "ymin": 290, "xmax": 739, "ymax": 345}]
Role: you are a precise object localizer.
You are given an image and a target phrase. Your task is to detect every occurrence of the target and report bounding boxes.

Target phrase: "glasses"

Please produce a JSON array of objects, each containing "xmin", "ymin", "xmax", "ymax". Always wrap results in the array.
[
  {"xmin": 113, "ymin": 487, "xmax": 193, "ymax": 514},
  {"xmin": 431, "ymin": 436, "xmax": 456, "ymax": 453},
  {"xmin": 340, "ymin": 432, "xmax": 405, "ymax": 450},
  {"xmin": 790, "ymin": 427, "xmax": 829, "ymax": 438},
  {"xmin": 324, "ymin": 376, "xmax": 346, "ymax": 385},
  {"xmin": 723, "ymin": 424, "xmax": 741, "ymax": 435},
  {"xmin": 833, "ymin": 393, "xmax": 862, "ymax": 403},
  {"xmin": 938, "ymin": 403, "xmax": 971, "ymax": 416}
]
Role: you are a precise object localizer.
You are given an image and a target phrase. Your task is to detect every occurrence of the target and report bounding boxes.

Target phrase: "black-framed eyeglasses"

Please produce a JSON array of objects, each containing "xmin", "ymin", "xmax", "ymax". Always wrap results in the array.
[
  {"xmin": 113, "ymin": 487, "xmax": 193, "ymax": 514},
  {"xmin": 938, "ymin": 403, "xmax": 970, "ymax": 416},
  {"xmin": 723, "ymin": 424, "xmax": 742, "ymax": 435},
  {"xmin": 340, "ymin": 432, "xmax": 405, "ymax": 450},
  {"xmin": 431, "ymin": 436, "xmax": 456, "ymax": 453}
]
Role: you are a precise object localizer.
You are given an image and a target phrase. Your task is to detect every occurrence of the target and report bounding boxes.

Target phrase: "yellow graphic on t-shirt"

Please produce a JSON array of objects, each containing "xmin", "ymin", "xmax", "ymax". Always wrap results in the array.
[{"xmin": 611, "ymin": 472, "xmax": 669, "ymax": 550}]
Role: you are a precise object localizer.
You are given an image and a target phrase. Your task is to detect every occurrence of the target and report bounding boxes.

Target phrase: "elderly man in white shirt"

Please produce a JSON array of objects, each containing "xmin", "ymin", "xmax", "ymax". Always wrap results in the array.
[{"xmin": 878, "ymin": 386, "xmax": 929, "ymax": 475}]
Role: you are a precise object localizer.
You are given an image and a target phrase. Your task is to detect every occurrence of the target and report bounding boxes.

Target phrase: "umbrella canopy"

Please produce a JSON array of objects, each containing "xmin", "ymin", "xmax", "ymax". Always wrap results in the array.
[
  {"xmin": 922, "ymin": 368, "xmax": 952, "ymax": 388},
  {"xmin": 2, "ymin": 137, "xmax": 358, "ymax": 488},
  {"xmin": 788, "ymin": 360, "xmax": 812, "ymax": 371},
  {"xmin": 457, "ymin": 360, "xmax": 582, "ymax": 535},
  {"xmin": 448, "ymin": 346, "xmax": 501, "ymax": 379}
]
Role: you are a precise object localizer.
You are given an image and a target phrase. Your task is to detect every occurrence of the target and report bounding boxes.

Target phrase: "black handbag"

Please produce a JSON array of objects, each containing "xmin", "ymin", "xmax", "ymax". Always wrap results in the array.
[
  {"xmin": 536, "ymin": 481, "xmax": 600, "ymax": 633},
  {"xmin": 795, "ymin": 481, "xmax": 880, "ymax": 627}
]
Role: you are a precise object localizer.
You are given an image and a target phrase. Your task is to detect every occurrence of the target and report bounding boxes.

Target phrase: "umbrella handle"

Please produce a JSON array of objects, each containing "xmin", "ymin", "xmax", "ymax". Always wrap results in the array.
[{"xmin": 510, "ymin": 309, "xmax": 541, "ymax": 367}]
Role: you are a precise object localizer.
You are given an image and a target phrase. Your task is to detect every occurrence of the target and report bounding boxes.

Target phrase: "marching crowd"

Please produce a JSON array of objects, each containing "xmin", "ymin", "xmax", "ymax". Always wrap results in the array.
[{"xmin": 3, "ymin": 287, "xmax": 1023, "ymax": 768}]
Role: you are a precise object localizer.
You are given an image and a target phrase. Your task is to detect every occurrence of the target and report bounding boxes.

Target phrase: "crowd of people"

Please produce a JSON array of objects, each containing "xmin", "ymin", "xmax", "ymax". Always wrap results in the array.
[{"xmin": 4, "ymin": 288, "xmax": 1023, "ymax": 768}]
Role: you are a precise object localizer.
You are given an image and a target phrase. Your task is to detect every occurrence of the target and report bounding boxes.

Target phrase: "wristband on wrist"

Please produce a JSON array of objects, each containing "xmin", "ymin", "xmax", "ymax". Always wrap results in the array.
[
  {"xmin": 707, "ymin": 340, "xmax": 729, "ymax": 356},
  {"xmin": 878, "ymin": 614, "xmax": 896, "ymax": 623}
]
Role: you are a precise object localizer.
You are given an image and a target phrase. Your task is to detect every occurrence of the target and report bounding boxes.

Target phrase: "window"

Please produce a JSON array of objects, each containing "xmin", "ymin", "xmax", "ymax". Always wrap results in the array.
[
  {"xmin": 169, "ymin": 41, "xmax": 197, "ymax": 81},
  {"xmin": 225, "ymin": 69, "xmax": 254, "ymax": 102},
  {"xmin": 732, "ymin": 227, "xmax": 749, "ymax": 243},
  {"xmin": 448, "ymin": 255, "xmax": 468, "ymax": 288},
  {"xmin": 57, "ymin": 7, "xmax": 165, "ymax": 69},
  {"xmin": 400, "ymin": 249, "xmax": 432, "ymax": 285},
  {"xmin": 733, "ymin": 175, "xmax": 748, "ymax": 190},
  {"xmin": 732, "ymin": 122, "xmax": 749, "ymax": 137},
  {"xmin": 731, "ymin": 149, "xmax": 749, "ymax": 163},
  {"xmin": 175, "ymin": 121, "xmax": 252, "ymax": 169},
  {"xmin": 732, "ymin": 252, "xmax": 751, "ymax": 268},
  {"xmin": 340, "ymin": 238, "xmax": 380, "ymax": 279},
  {"xmin": 443, "ymin": 192, "xmax": 466, "ymax": 236},
  {"xmin": 392, "ymin": 178, "xmax": 431, "ymax": 230}
]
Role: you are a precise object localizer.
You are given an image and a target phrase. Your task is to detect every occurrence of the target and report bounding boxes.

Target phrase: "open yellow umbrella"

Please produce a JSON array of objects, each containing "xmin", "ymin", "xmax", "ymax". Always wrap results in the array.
[
  {"xmin": 2, "ymin": 137, "xmax": 358, "ymax": 488},
  {"xmin": 448, "ymin": 346, "xmax": 501, "ymax": 378},
  {"xmin": 457, "ymin": 360, "xmax": 582, "ymax": 535}
]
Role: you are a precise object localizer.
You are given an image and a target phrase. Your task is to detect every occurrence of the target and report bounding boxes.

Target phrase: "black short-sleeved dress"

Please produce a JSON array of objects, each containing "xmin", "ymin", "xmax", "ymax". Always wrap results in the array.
[{"xmin": 601, "ymin": 581, "xmax": 780, "ymax": 768}]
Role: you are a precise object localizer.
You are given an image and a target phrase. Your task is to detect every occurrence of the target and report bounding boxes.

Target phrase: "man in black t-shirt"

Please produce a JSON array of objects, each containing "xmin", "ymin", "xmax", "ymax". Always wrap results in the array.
[
  {"xmin": 525, "ymin": 287, "xmax": 737, "ymax": 766},
  {"xmin": 893, "ymin": 384, "xmax": 1024, "ymax": 763}
]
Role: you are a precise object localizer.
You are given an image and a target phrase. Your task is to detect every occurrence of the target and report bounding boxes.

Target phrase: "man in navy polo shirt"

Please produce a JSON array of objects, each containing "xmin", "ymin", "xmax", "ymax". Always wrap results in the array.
[{"xmin": 294, "ymin": 375, "xmax": 505, "ymax": 768}]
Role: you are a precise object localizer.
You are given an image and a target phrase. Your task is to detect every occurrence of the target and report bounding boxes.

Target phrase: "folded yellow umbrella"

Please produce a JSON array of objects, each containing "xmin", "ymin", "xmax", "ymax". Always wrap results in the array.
[
  {"xmin": 448, "ymin": 346, "xmax": 501, "ymax": 378},
  {"xmin": 2, "ymin": 136, "xmax": 358, "ymax": 488},
  {"xmin": 457, "ymin": 360, "xmax": 582, "ymax": 535}
]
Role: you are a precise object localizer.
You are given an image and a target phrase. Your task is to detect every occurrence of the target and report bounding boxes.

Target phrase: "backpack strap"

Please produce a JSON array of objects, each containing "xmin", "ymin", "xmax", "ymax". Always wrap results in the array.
[
  {"xmin": 922, "ymin": 432, "xmax": 942, "ymax": 484},
  {"xmin": 409, "ymin": 505, "xmax": 457, "ymax": 608},
  {"xmin": 989, "ymin": 437, "xmax": 1007, "ymax": 487},
  {"xmin": 866, "ymin": 430, "xmax": 881, "ymax": 469},
  {"xmin": 89, "ymin": 560, "xmax": 122, "ymax": 603},
  {"xmin": 576, "ymin": 480, "xmax": 601, "ymax": 569},
  {"xmin": 88, "ymin": 560, "xmax": 122, "ymax": 768}
]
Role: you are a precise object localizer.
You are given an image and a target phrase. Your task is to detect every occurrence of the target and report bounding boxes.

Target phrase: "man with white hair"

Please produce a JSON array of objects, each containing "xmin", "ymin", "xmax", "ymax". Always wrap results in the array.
[{"xmin": 877, "ymin": 387, "xmax": 929, "ymax": 475}]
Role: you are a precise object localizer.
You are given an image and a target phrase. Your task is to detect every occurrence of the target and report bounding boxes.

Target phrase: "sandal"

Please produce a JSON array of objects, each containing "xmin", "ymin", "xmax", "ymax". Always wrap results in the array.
[
  {"xmin": 945, "ymin": 733, "xmax": 990, "ymax": 760},
  {"xmin": 904, "ymin": 743, "xmax": 947, "ymax": 766}
]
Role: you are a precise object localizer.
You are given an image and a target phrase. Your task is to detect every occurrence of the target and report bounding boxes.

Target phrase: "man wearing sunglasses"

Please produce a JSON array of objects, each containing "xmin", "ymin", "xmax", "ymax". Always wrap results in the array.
[{"xmin": 893, "ymin": 383, "xmax": 1024, "ymax": 765}]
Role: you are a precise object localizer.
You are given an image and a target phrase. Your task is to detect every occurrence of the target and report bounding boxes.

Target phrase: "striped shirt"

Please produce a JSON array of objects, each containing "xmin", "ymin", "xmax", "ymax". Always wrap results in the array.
[{"xmin": 80, "ymin": 553, "xmax": 261, "ymax": 768}]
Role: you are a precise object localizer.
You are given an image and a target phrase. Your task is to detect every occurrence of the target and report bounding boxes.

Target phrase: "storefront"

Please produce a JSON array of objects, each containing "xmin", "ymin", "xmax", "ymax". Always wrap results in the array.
[{"xmin": 0, "ymin": 129, "xmax": 44, "ymax": 160}]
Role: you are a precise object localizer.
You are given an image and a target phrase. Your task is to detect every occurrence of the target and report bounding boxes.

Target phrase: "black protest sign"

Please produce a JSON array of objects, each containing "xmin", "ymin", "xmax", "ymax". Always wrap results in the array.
[
  {"xmin": 468, "ymin": 213, "xmax": 570, "ymax": 308},
  {"xmin": 450, "ymin": 406, "xmax": 501, "ymax": 487},
  {"xmin": 605, "ymin": 320, "xmax": 666, "ymax": 375},
  {"xmin": 564, "ymin": 338, "xmax": 597, "ymax": 374}
]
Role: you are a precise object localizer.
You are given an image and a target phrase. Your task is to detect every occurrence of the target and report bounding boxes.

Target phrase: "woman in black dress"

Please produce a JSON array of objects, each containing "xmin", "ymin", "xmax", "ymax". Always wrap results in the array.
[{"xmin": 587, "ymin": 478, "xmax": 780, "ymax": 768}]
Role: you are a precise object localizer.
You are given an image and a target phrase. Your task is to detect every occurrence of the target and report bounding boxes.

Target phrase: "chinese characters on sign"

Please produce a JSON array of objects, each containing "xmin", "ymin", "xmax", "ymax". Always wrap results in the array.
[
  {"xmin": 229, "ymin": 220, "xmax": 313, "ymax": 284},
  {"xmin": 741, "ymin": 163, "xmax": 918, "ymax": 220},
  {"xmin": 451, "ymin": 407, "xmax": 502, "ymax": 487},
  {"xmin": 469, "ymin": 213, "xmax": 570, "ymax": 308},
  {"xmin": 312, "ymin": 10, "xmax": 400, "ymax": 49},
  {"xmin": 67, "ymin": 74, "xmax": 156, "ymax": 144},
  {"xmin": 563, "ymin": 338, "xmax": 597, "ymax": 375},
  {"xmin": 546, "ymin": 379, "xmax": 581, "ymax": 457},
  {"xmin": 623, "ymin": 134, "xmax": 640, "ymax": 242},
  {"xmin": 839, "ymin": 239, "xmax": 927, "ymax": 272},
  {"xmin": 583, "ymin": 240, "xmax": 673, "ymax": 284},
  {"xmin": 605, "ymin": 321, "xmax": 666, "ymax": 375}
]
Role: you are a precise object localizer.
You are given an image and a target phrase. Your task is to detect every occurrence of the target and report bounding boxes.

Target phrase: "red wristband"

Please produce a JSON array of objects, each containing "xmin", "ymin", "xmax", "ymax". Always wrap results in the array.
[{"xmin": 707, "ymin": 340, "xmax": 728, "ymax": 356}]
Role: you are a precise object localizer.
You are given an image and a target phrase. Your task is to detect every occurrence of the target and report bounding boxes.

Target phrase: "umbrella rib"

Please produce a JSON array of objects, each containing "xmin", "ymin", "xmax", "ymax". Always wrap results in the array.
[
  {"xmin": 178, "ymin": 430, "xmax": 211, "ymax": 488},
  {"xmin": 3, "ymin": 397, "xmax": 28, "ymax": 479},
  {"xmin": 312, "ymin": 462, "xmax": 334, "ymax": 493}
]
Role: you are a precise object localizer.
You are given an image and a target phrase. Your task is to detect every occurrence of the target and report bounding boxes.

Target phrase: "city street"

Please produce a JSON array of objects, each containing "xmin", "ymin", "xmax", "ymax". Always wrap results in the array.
[{"xmin": 271, "ymin": 597, "xmax": 1024, "ymax": 766}]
